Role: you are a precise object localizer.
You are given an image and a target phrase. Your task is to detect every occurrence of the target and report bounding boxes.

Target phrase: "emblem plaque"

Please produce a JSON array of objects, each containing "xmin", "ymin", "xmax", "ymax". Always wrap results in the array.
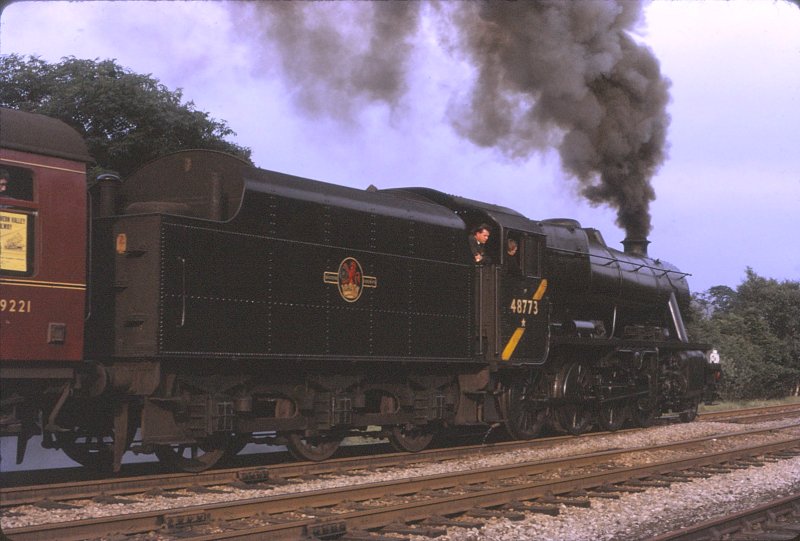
[{"xmin": 323, "ymin": 257, "xmax": 377, "ymax": 302}]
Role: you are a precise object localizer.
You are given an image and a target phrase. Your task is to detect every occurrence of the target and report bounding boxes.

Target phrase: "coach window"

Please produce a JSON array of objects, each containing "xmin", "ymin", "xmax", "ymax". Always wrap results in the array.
[
  {"xmin": 0, "ymin": 165, "xmax": 36, "ymax": 276},
  {"xmin": 0, "ymin": 166, "xmax": 34, "ymax": 201}
]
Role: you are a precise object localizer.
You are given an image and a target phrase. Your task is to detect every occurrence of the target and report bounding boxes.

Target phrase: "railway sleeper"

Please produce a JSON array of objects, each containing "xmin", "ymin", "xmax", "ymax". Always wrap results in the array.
[
  {"xmin": 502, "ymin": 500, "xmax": 561, "ymax": 516},
  {"xmin": 379, "ymin": 522, "xmax": 448, "ymax": 537},
  {"xmin": 539, "ymin": 493, "xmax": 592, "ymax": 507},
  {"xmin": 342, "ymin": 530, "xmax": 414, "ymax": 541},
  {"xmin": 424, "ymin": 514, "xmax": 487, "ymax": 528}
]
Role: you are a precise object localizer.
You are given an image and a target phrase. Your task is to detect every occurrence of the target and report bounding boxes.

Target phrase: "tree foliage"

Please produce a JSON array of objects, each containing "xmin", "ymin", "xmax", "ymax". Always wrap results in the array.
[
  {"xmin": 0, "ymin": 54, "xmax": 252, "ymax": 177},
  {"xmin": 688, "ymin": 269, "xmax": 800, "ymax": 400}
]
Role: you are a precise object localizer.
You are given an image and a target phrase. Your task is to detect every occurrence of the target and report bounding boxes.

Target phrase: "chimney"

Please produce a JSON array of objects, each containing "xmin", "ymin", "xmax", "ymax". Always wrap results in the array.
[
  {"xmin": 95, "ymin": 172, "xmax": 121, "ymax": 218},
  {"xmin": 622, "ymin": 237, "xmax": 650, "ymax": 257}
]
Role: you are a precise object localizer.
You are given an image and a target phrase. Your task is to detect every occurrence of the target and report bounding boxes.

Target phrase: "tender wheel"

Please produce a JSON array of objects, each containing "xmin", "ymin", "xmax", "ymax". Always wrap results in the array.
[
  {"xmin": 504, "ymin": 377, "xmax": 547, "ymax": 440},
  {"xmin": 285, "ymin": 432, "xmax": 342, "ymax": 461},
  {"xmin": 597, "ymin": 399, "xmax": 628, "ymax": 431},
  {"xmin": 679, "ymin": 400, "xmax": 700, "ymax": 422},
  {"xmin": 387, "ymin": 424, "xmax": 435, "ymax": 453},
  {"xmin": 154, "ymin": 435, "xmax": 229, "ymax": 472},
  {"xmin": 554, "ymin": 361, "xmax": 593, "ymax": 436}
]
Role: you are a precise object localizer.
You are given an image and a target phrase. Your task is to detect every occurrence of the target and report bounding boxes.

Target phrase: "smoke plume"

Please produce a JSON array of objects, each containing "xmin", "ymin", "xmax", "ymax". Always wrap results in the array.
[
  {"xmin": 239, "ymin": 1, "xmax": 670, "ymax": 239},
  {"xmin": 244, "ymin": 2, "xmax": 420, "ymax": 120}
]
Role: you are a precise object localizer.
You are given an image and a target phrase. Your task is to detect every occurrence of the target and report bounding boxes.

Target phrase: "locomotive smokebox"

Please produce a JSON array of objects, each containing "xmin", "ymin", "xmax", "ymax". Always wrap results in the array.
[{"xmin": 622, "ymin": 237, "xmax": 650, "ymax": 257}]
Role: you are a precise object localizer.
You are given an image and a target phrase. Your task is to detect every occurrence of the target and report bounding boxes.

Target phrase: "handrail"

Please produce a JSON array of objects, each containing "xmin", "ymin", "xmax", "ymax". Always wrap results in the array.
[{"xmin": 548, "ymin": 246, "xmax": 691, "ymax": 277}]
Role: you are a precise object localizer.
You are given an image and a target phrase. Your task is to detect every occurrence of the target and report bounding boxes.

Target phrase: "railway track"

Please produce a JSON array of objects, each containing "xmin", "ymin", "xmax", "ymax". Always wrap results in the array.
[
  {"xmin": 650, "ymin": 492, "xmax": 800, "ymax": 541},
  {"xmin": 699, "ymin": 402, "xmax": 800, "ymax": 424},
  {"xmin": 2, "ymin": 422, "xmax": 799, "ymax": 540},
  {"xmin": 2, "ymin": 404, "xmax": 799, "ymax": 508}
]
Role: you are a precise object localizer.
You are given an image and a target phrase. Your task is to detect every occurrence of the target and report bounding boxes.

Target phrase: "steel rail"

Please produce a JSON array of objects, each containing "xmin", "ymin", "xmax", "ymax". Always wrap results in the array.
[
  {"xmin": 4, "ymin": 432, "xmax": 800, "ymax": 541},
  {"xmin": 3, "ymin": 416, "xmax": 799, "ymax": 508},
  {"xmin": 698, "ymin": 402, "xmax": 800, "ymax": 422},
  {"xmin": 648, "ymin": 492, "xmax": 800, "ymax": 541}
]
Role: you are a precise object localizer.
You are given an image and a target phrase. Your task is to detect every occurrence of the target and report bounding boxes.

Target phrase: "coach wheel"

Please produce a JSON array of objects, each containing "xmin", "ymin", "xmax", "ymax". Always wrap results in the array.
[
  {"xmin": 504, "ymin": 378, "xmax": 547, "ymax": 440},
  {"xmin": 286, "ymin": 432, "xmax": 342, "ymax": 461},
  {"xmin": 56, "ymin": 429, "xmax": 132, "ymax": 472},
  {"xmin": 678, "ymin": 400, "xmax": 700, "ymax": 423},
  {"xmin": 154, "ymin": 435, "xmax": 228, "ymax": 472},
  {"xmin": 554, "ymin": 361, "xmax": 593, "ymax": 436},
  {"xmin": 597, "ymin": 399, "xmax": 628, "ymax": 432},
  {"xmin": 54, "ymin": 401, "xmax": 136, "ymax": 472},
  {"xmin": 388, "ymin": 424, "xmax": 435, "ymax": 453}
]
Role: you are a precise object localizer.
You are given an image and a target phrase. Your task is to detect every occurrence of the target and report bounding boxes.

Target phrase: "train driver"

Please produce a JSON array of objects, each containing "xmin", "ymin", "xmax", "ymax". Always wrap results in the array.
[{"xmin": 469, "ymin": 223, "xmax": 491, "ymax": 265}]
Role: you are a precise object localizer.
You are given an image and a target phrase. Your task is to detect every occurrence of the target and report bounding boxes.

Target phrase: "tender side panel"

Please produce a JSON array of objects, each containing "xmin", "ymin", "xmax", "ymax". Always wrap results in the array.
[{"xmin": 155, "ymin": 208, "xmax": 473, "ymax": 361}]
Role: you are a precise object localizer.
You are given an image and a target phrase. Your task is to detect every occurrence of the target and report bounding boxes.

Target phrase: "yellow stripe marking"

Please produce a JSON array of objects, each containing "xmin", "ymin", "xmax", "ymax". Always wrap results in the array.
[
  {"xmin": 0, "ymin": 278, "xmax": 86, "ymax": 291},
  {"xmin": 502, "ymin": 327, "xmax": 526, "ymax": 361},
  {"xmin": 1, "ymin": 157, "xmax": 86, "ymax": 174},
  {"xmin": 533, "ymin": 278, "xmax": 548, "ymax": 301},
  {"xmin": 501, "ymin": 279, "xmax": 548, "ymax": 361}
]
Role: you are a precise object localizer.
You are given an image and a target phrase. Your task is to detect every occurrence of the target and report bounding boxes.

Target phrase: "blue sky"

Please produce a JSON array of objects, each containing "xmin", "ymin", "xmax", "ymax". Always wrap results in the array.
[{"xmin": 1, "ymin": 0, "xmax": 799, "ymax": 293}]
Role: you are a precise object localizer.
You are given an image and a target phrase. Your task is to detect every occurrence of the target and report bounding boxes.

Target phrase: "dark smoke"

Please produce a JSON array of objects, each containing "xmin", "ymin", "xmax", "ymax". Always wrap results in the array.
[
  {"xmin": 448, "ymin": 1, "xmax": 670, "ymax": 239},
  {"xmin": 238, "ymin": 1, "xmax": 671, "ymax": 239},
  {"xmin": 243, "ymin": 2, "xmax": 420, "ymax": 120}
]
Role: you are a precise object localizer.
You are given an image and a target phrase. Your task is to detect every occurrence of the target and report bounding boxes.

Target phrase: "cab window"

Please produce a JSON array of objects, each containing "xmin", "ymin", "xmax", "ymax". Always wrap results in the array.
[{"xmin": 522, "ymin": 235, "xmax": 543, "ymax": 277}]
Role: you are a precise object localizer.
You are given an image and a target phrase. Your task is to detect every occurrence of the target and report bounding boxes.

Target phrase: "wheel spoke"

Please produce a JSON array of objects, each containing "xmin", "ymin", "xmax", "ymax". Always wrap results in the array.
[
  {"xmin": 155, "ymin": 437, "xmax": 228, "ymax": 472},
  {"xmin": 598, "ymin": 400, "xmax": 628, "ymax": 431},
  {"xmin": 504, "ymin": 377, "xmax": 546, "ymax": 440},
  {"xmin": 285, "ymin": 433, "xmax": 342, "ymax": 461},
  {"xmin": 554, "ymin": 361, "xmax": 593, "ymax": 435},
  {"xmin": 388, "ymin": 425, "xmax": 435, "ymax": 452}
]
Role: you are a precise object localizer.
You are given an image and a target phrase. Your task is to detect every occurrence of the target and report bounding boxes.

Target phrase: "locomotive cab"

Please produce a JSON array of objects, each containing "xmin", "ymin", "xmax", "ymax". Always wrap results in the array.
[{"xmin": 386, "ymin": 188, "xmax": 551, "ymax": 367}]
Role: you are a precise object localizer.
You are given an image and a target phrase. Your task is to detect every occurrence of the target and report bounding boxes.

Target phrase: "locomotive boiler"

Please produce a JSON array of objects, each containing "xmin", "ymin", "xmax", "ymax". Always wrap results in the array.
[{"xmin": 0, "ymin": 107, "xmax": 719, "ymax": 472}]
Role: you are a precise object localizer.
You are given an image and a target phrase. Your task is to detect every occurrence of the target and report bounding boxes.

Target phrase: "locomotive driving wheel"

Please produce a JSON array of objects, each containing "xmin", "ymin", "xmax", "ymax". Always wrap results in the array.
[
  {"xmin": 630, "ymin": 396, "xmax": 657, "ymax": 427},
  {"xmin": 387, "ymin": 424, "xmax": 435, "ymax": 453},
  {"xmin": 597, "ymin": 399, "xmax": 628, "ymax": 431},
  {"xmin": 553, "ymin": 361, "xmax": 594, "ymax": 435},
  {"xmin": 154, "ymin": 435, "xmax": 229, "ymax": 472},
  {"xmin": 285, "ymin": 432, "xmax": 342, "ymax": 461},
  {"xmin": 596, "ymin": 368, "xmax": 629, "ymax": 432},
  {"xmin": 679, "ymin": 399, "xmax": 700, "ymax": 422},
  {"xmin": 503, "ymin": 376, "xmax": 547, "ymax": 440}
]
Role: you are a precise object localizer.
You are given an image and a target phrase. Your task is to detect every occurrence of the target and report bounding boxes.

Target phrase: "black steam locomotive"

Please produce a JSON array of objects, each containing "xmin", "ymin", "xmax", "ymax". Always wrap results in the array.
[{"xmin": 0, "ymin": 108, "xmax": 718, "ymax": 472}]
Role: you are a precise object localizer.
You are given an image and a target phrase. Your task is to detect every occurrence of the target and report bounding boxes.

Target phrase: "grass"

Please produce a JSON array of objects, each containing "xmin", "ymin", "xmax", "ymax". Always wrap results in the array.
[{"xmin": 700, "ymin": 395, "xmax": 800, "ymax": 413}]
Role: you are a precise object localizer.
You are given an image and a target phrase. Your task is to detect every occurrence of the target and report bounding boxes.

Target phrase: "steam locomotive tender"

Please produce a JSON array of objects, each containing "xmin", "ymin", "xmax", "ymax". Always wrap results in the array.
[{"xmin": 0, "ymin": 108, "xmax": 719, "ymax": 472}]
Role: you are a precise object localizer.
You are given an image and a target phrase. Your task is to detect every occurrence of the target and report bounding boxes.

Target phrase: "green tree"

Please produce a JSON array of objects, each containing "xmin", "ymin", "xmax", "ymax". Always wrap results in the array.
[
  {"xmin": 688, "ymin": 269, "xmax": 800, "ymax": 400},
  {"xmin": 0, "ymin": 54, "xmax": 252, "ymax": 177}
]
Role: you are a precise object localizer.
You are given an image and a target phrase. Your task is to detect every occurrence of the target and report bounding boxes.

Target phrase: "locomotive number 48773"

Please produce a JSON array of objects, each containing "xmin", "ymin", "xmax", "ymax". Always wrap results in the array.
[{"xmin": 510, "ymin": 298, "xmax": 539, "ymax": 315}]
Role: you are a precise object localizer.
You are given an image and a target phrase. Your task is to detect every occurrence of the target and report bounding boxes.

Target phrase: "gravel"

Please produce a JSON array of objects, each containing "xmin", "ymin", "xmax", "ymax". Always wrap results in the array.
[
  {"xmin": 425, "ymin": 454, "xmax": 800, "ymax": 541},
  {"xmin": 2, "ymin": 417, "xmax": 799, "ymax": 539}
]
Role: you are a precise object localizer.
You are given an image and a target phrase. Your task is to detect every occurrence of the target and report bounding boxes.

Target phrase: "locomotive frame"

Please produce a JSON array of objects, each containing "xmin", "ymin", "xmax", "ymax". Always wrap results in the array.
[{"xmin": 0, "ymin": 107, "xmax": 719, "ymax": 472}]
